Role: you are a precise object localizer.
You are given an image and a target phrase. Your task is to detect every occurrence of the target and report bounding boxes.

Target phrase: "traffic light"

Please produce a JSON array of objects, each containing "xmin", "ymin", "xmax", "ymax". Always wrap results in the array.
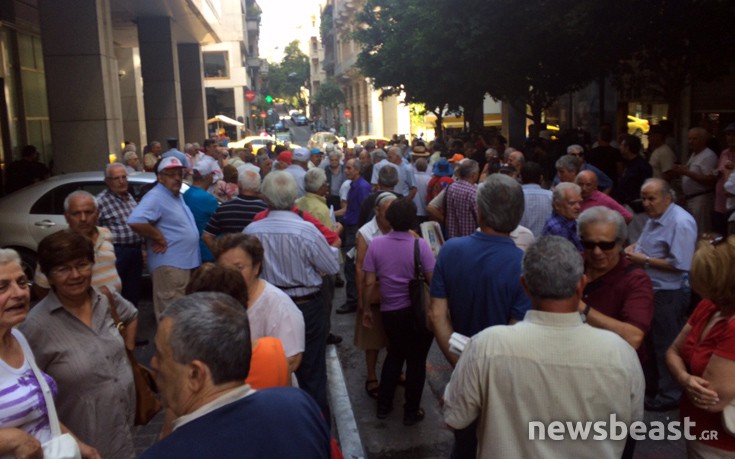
[{"xmin": 265, "ymin": 95, "xmax": 273, "ymax": 104}]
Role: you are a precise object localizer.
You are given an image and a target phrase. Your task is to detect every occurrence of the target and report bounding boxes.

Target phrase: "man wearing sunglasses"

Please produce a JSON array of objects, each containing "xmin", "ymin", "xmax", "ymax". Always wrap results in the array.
[{"xmin": 577, "ymin": 206, "xmax": 653, "ymax": 359}]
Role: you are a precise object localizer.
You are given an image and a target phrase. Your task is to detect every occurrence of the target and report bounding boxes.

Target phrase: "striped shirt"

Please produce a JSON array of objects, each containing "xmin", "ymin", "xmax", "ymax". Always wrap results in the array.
[
  {"xmin": 520, "ymin": 184, "xmax": 553, "ymax": 237},
  {"xmin": 244, "ymin": 211, "xmax": 340, "ymax": 297},
  {"xmin": 0, "ymin": 329, "xmax": 57, "ymax": 445},
  {"xmin": 204, "ymin": 195, "xmax": 268, "ymax": 237},
  {"xmin": 96, "ymin": 188, "xmax": 143, "ymax": 245},
  {"xmin": 34, "ymin": 226, "xmax": 122, "ymax": 292}
]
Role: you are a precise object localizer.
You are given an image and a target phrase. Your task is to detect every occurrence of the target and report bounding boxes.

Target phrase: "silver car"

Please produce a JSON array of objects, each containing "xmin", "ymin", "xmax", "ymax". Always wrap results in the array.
[{"xmin": 0, "ymin": 171, "xmax": 168, "ymax": 276}]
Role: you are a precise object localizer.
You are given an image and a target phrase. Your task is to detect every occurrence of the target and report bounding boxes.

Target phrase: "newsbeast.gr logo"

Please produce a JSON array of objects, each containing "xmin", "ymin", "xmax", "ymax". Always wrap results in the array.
[{"xmin": 528, "ymin": 414, "xmax": 719, "ymax": 441}]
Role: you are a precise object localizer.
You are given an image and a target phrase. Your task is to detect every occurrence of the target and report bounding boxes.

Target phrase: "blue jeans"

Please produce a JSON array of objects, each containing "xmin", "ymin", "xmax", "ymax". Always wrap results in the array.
[
  {"xmin": 113, "ymin": 244, "xmax": 143, "ymax": 306},
  {"xmin": 293, "ymin": 291, "xmax": 331, "ymax": 423}
]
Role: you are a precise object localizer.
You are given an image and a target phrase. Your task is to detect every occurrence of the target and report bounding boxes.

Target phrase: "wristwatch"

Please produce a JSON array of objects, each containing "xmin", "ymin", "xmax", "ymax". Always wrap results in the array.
[{"xmin": 644, "ymin": 255, "xmax": 650, "ymax": 268}]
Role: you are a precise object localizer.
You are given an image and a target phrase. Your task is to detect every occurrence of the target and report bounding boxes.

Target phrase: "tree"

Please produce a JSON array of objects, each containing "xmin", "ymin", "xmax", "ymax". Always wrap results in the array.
[
  {"xmin": 265, "ymin": 40, "xmax": 310, "ymax": 109},
  {"xmin": 313, "ymin": 79, "xmax": 345, "ymax": 127}
]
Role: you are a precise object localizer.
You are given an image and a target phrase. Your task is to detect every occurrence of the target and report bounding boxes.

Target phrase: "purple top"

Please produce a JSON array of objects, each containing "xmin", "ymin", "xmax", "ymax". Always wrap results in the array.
[
  {"xmin": 363, "ymin": 231, "xmax": 435, "ymax": 311},
  {"xmin": 344, "ymin": 177, "xmax": 372, "ymax": 225}
]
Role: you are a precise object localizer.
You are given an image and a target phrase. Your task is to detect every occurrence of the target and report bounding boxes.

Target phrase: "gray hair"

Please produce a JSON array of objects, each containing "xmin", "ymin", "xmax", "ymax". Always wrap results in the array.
[
  {"xmin": 0, "ymin": 248, "xmax": 21, "ymax": 266},
  {"xmin": 122, "ymin": 151, "xmax": 138, "ymax": 163},
  {"xmin": 371, "ymin": 149, "xmax": 387, "ymax": 163},
  {"xmin": 64, "ymin": 190, "xmax": 97, "ymax": 212},
  {"xmin": 642, "ymin": 177, "xmax": 676, "ymax": 201},
  {"xmin": 577, "ymin": 206, "xmax": 627, "ymax": 242},
  {"xmin": 555, "ymin": 154, "xmax": 580, "ymax": 172},
  {"xmin": 375, "ymin": 192, "xmax": 398, "ymax": 209},
  {"xmin": 415, "ymin": 158, "xmax": 428, "ymax": 172},
  {"xmin": 378, "ymin": 165, "xmax": 399, "ymax": 187},
  {"xmin": 364, "ymin": 140, "xmax": 376, "ymax": 150},
  {"xmin": 105, "ymin": 162, "xmax": 126, "ymax": 177},
  {"xmin": 350, "ymin": 158, "xmax": 363, "ymax": 174},
  {"xmin": 261, "ymin": 171, "xmax": 298, "ymax": 210},
  {"xmin": 476, "ymin": 174, "xmax": 524, "ymax": 233},
  {"xmin": 523, "ymin": 236, "xmax": 584, "ymax": 300},
  {"xmin": 457, "ymin": 159, "xmax": 479, "ymax": 179},
  {"xmin": 123, "ymin": 144, "xmax": 137, "ymax": 153},
  {"xmin": 304, "ymin": 167, "xmax": 327, "ymax": 193},
  {"xmin": 328, "ymin": 151, "xmax": 341, "ymax": 161},
  {"xmin": 553, "ymin": 182, "xmax": 581, "ymax": 203},
  {"xmin": 485, "ymin": 148, "xmax": 499, "ymax": 159},
  {"xmin": 161, "ymin": 292, "xmax": 251, "ymax": 384},
  {"xmin": 566, "ymin": 144, "xmax": 584, "ymax": 155},
  {"xmin": 238, "ymin": 169, "xmax": 261, "ymax": 192},
  {"xmin": 354, "ymin": 144, "xmax": 364, "ymax": 154}
]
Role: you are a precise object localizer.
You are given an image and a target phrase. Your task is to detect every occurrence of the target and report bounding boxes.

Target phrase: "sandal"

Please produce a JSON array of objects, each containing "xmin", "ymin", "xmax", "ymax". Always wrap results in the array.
[
  {"xmin": 365, "ymin": 379, "xmax": 380, "ymax": 399},
  {"xmin": 403, "ymin": 408, "xmax": 425, "ymax": 426}
]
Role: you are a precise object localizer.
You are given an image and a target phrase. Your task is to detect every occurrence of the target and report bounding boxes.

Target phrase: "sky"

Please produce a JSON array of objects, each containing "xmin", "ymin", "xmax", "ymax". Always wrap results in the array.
[{"xmin": 258, "ymin": 0, "xmax": 323, "ymax": 63}]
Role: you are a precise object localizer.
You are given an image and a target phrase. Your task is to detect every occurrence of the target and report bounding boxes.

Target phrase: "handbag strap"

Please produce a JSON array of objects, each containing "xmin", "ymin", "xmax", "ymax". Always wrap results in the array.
[
  {"xmin": 104, "ymin": 290, "xmax": 127, "ymax": 339},
  {"xmin": 413, "ymin": 238, "xmax": 425, "ymax": 281},
  {"xmin": 20, "ymin": 336, "xmax": 62, "ymax": 437}
]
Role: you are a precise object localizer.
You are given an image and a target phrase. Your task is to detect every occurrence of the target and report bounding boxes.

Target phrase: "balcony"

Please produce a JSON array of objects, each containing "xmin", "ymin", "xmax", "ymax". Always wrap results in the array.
[{"xmin": 246, "ymin": 19, "xmax": 259, "ymax": 32}]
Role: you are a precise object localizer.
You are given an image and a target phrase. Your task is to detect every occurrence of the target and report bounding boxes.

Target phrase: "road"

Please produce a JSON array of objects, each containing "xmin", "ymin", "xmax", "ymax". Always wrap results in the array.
[{"xmin": 131, "ymin": 276, "xmax": 687, "ymax": 458}]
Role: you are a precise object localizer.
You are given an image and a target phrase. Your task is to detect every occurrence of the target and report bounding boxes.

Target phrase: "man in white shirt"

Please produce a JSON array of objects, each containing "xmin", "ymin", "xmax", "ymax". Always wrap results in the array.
[{"xmin": 444, "ymin": 236, "xmax": 644, "ymax": 459}]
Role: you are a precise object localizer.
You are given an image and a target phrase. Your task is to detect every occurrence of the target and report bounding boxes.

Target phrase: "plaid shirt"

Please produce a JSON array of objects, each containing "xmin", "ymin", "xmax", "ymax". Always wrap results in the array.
[
  {"xmin": 445, "ymin": 179, "xmax": 478, "ymax": 239},
  {"xmin": 96, "ymin": 188, "xmax": 143, "ymax": 245},
  {"xmin": 541, "ymin": 212, "xmax": 583, "ymax": 251}
]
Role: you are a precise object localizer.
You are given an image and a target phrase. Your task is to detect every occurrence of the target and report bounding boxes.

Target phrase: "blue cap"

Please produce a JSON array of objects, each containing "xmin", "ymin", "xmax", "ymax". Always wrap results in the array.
[{"xmin": 311, "ymin": 148, "xmax": 323, "ymax": 155}]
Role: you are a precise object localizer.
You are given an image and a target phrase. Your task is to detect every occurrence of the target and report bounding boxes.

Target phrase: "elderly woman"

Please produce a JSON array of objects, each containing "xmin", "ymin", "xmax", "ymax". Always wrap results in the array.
[
  {"xmin": 666, "ymin": 235, "xmax": 735, "ymax": 456},
  {"xmin": 0, "ymin": 249, "xmax": 99, "ymax": 458},
  {"xmin": 122, "ymin": 150, "xmax": 141, "ymax": 173},
  {"xmin": 355, "ymin": 192, "xmax": 397, "ymax": 398},
  {"xmin": 20, "ymin": 230, "xmax": 137, "ymax": 459},
  {"xmin": 362, "ymin": 198, "xmax": 435, "ymax": 425},
  {"xmin": 215, "ymin": 233, "xmax": 305, "ymax": 374}
]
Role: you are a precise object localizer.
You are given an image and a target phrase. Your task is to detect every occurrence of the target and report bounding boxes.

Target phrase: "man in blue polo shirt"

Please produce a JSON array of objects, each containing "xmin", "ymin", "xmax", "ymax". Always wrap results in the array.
[
  {"xmin": 128, "ymin": 156, "xmax": 201, "ymax": 319},
  {"xmin": 428, "ymin": 173, "xmax": 531, "ymax": 458}
]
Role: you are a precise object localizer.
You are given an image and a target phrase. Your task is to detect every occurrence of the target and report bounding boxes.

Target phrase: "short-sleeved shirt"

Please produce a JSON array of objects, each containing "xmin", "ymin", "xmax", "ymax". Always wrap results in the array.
[
  {"xmin": 445, "ymin": 179, "xmax": 478, "ymax": 239},
  {"xmin": 520, "ymin": 184, "xmax": 553, "ymax": 237},
  {"xmin": 34, "ymin": 226, "xmax": 121, "ymax": 292},
  {"xmin": 649, "ymin": 144, "xmax": 676, "ymax": 179},
  {"xmin": 542, "ymin": 212, "xmax": 583, "ymax": 251},
  {"xmin": 127, "ymin": 183, "xmax": 201, "ymax": 271},
  {"xmin": 413, "ymin": 170, "xmax": 432, "ymax": 217},
  {"xmin": 161, "ymin": 148, "xmax": 191, "ymax": 169},
  {"xmin": 295, "ymin": 193, "xmax": 334, "ymax": 230},
  {"xmin": 581, "ymin": 191, "xmax": 633, "ymax": 222},
  {"xmin": 96, "ymin": 189, "xmax": 143, "ymax": 245},
  {"xmin": 635, "ymin": 203, "xmax": 697, "ymax": 290},
  {"xmin": 682, "ymin": 148, "xmax": 718, "ymax": 196},
  {"xmin": 583, "ymin": 257, "xmax": 653, "ymax": 359},
  {"xmin": 362, "ymin": 231, "xmax": 435, "ymax": 312},
  {"xmin": 204, "ymin": 195, "xmax": 268, "ymax": 236},
  {"xmin": 183, "ymin": 186, "xmax": 219, "ymax": 262},
  {"xmin": 285, "ymin": 165, "xmax": 307, "ymax": 197},
  {"xmin": 0, "ymin": 329, "xmax": 57, "ymax": 445},
  {"xmin": 20, "ymin": 289, "xmax": 137, "ymax": 459},
  {"xmin": 430, "ymin": 232, "xmax": 530, "ymax": 336},
  {"xmin": 248, "ymin": 281, "xmax": 305, "ymax": 358},
  {"xmin": 679, "ymin": 299, "xmax": 735, "ymax": 451}
]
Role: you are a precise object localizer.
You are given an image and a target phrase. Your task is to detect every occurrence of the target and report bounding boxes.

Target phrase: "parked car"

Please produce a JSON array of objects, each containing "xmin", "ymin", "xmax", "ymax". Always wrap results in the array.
[
  {"xmin": 228, "ymin": 135, "xmax": 276, "ymax": 151},
  {"xmin": 0, "ymin": 171, "xmax": 181, "ymax": 278},
  {"xmin": 308, "ymin": 132, "xmax": 340, "ymax": 150},
  {"xmin": 294, "ymin": 115, "xmax": 309, "ymax": 126},
  {"xmin": 627, "ymin": 115, "xmax": 650, "ymax": 136}
]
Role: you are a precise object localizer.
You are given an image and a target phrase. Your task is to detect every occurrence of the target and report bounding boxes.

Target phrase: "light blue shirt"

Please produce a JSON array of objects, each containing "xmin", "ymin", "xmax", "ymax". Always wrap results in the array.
[
  {"xmin": 635, "ymin": 203, "xmax": 697, "ymax": 290},
  {"xmin": 520, "ymin": 184, "xmax": 553, "ymax": 237},
  {"xmin": 244, "ymin": 211, "xmax": 339, "ymax": 297},
  {"xmin": 371, "ymin": 161, "xmax": 416, "ymax": 196},
  {"xmin": 285, "ymin": 165, "xmax": 307, "ymax": 197},
  {"xmin": 161, "ymin": 148, "xmax": 191, "ymax": 169},
  {"xmin": 127, "ymin": 183, "xmax": 201, "ymax": 271}
]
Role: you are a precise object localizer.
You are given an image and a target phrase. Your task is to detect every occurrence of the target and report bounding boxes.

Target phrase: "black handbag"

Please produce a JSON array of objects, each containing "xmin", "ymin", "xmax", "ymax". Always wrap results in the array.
[{"xmin": 408, "ymin": 239, "xmax": 432, "ymax": 334}]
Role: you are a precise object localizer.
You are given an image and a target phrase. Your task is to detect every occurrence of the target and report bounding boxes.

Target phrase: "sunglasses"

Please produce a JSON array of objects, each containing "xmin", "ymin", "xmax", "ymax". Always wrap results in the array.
[{"xmin": 581, "ymin": 239, "xmax": 618, "ymax": 250}]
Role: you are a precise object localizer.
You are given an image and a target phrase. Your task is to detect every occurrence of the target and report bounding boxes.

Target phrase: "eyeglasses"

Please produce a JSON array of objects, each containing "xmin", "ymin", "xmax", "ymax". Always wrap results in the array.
[
  {"xmin": 107, "ymin": 175, "xmax": 128, "ymax": 182},
  {"xmin": 581, "ymin": 239, "xmax": 618, "ymax": 251},
  {"xmin": 50, "ymin": 261, "xmax": 94, "ymax": 277}
]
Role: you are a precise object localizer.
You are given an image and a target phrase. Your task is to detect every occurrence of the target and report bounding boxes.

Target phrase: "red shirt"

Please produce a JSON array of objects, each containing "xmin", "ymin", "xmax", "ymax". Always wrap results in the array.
[
  {"xmin": 583, "ymin": 257, "xmax": 654, "ymax": 361},
  {"xmin": 680, "ymin": 299, "xmax": 735, "ymax": 451},
  {"xmin": 253, "ymin": 207, "xmax": 340, "ymax": 246}
]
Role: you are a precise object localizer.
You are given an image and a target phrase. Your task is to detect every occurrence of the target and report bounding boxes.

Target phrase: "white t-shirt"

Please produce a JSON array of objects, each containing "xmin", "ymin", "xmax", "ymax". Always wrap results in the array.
[{"xmin": 248, "ymin": 281, "xmax": 306, "ymax": 358}]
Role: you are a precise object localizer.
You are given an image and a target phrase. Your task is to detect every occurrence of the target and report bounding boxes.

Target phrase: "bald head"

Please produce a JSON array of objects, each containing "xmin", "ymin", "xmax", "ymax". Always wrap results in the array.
[{"xmin": 575, "ymin": 170, "xmax": 598, "ymax": 199}]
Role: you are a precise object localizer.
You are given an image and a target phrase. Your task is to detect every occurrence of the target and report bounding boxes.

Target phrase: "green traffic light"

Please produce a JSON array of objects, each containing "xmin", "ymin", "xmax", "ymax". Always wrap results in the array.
[{"xmin": 265, "ymin": 95, "xmax": 273, "ymax": 103}]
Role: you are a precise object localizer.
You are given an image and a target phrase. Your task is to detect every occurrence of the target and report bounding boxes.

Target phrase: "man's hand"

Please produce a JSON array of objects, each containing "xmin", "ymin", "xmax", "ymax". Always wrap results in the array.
[{"xmin": 151, "ymin": 234, "xmax": 168, "ymax": 254}]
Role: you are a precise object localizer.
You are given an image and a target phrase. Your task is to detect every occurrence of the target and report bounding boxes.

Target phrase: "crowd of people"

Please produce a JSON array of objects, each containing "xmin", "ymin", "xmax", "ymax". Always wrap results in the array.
[{"xmin": 0, "ymin": 121, "xmax": 734, "ymax": 458}]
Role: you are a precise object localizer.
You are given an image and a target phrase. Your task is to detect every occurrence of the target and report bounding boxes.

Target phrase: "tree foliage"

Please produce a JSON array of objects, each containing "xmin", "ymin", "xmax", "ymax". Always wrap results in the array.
[
  {"xmin": 313, "ymin": 79, "xmax": 345, "ymax": 109},
  {"xmin": 266, "ymin": 40, "xmax": 310, "ymax": 109}
]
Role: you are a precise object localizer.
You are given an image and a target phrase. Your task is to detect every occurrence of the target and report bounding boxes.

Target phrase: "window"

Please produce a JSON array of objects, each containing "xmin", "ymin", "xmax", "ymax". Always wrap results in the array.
[{"xmin": 203, "ymin": 51, "xmax": 229, "ymax": 78}]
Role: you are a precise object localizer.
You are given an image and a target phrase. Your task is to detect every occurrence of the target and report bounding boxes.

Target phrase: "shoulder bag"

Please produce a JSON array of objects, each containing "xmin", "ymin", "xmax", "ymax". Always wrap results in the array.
[
  {"xmin": 107, "ymin": 292, "xmax": 162, "ymax": 425},
  {"xmin": 408, "ymin": 239, "xmax": 432, "ymax": 335},
  {"xmin": 24, "ymin": 342, "xmax": 81, "ymax": 459}
]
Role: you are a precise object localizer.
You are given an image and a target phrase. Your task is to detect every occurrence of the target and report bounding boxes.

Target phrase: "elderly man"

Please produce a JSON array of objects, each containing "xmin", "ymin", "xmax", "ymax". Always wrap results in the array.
[
  {"xmin": 444, "ymin": 236, "xmax": 644, "ymax": 459},
  {"xmin": 358, "ymin": 165, "xmax": 401, "ymax": 227},
  {"xmin": 359, "ymin": 147, "xmax": 374, "ymax": 183},
  {"xmin": 128, "ymin": 157, "xmax": 201, "ymax": 319},
  {"xmin": 429, "ymin": 174, "xmax": 531, "ymax": 457},
  {"xmin": 202, "ymin": 169, "xmax": 267, "ymax": 252},
  {"xmin": 578, "ymin": 206, "xmax": 653, "ymax": 355},
  {"xmin": 542, "ymin": 182, "xmax": 583, "ymax": 251},
  {"xmin": 34, "ymin": 189, "xmax": 122, "ymax": 299},
  {"xmin": 554, "ymin": 154, "xmax": 581, "ymax": 184},
  {"xmin": 161, "ymin": 137, "xmax": 191, "ymax": 170},
  {"xmin": 385, "ymin": 146, "xmax": 417, "ymax": 200},
  {"xmin": 122, "ymin": 151, "xmax": 140, "ymax": 173},
  {"xmin": 244, "ymin": 171, "xmax": 339, "ymax": 420},
  {"xmin": 140, "ymin": 293, "xmax": 331, "ymax": 458},
  {"xmin": 565, "ymin": 144, "xmax": 613, "ymax": 192},
  {"xmin": 183, "ymin": 161, "xmax": 219, "ymax": 263},
  {"xmin": 624, "ymin": 178, "xmax": 697, "ymax": 411},
  {"xmin": 285, "ymin": 147, "xmax": 310, "ymax": 197},
  {"xmin": 412, "ymin": 158, "xmax": 432, "ymax": 223},
  {"xmin": 97, "ymin": 163, "xmax": 144, "ymax": 305},
  {"xmin": 200, "ymin": 139, "xmax": 225, "ymax": 183},
  {"xmin": 648, "ymin": 126, "xmax": 677, "ymax": 180},
  {"xmin": 445, "ymin": 159, "xmax": 480, "ymax": 239},
  {"xmin": 519, "ymin": 161, "xmax": 553, "ymax": 237},
  {"xmin": 297, "ymin": 168, "xmax": 343, "ymax": 345},
  {"xmin": 336, "ymin": 158, "xmax": 372, "ymax": 315},
  {"xmin": 143, "ymin": 140, "xmax": 162, "ymax": 172},
  {"xmin": 325, "ymin": 150, "xmax": 346, "ymax": 210},
  {"xmin": 576, "ymin": 170, "xmax": 632, "ymax": 223},
  {"xmin": 671, "ymin": 127, "xmax": 718, "ymax": 234}
]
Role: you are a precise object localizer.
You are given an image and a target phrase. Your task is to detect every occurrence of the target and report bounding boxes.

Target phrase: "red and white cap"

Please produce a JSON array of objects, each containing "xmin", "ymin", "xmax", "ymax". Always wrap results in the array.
[{"xmin": 158, "ymin": 156, "xmax": 185, "ymax": 172}]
